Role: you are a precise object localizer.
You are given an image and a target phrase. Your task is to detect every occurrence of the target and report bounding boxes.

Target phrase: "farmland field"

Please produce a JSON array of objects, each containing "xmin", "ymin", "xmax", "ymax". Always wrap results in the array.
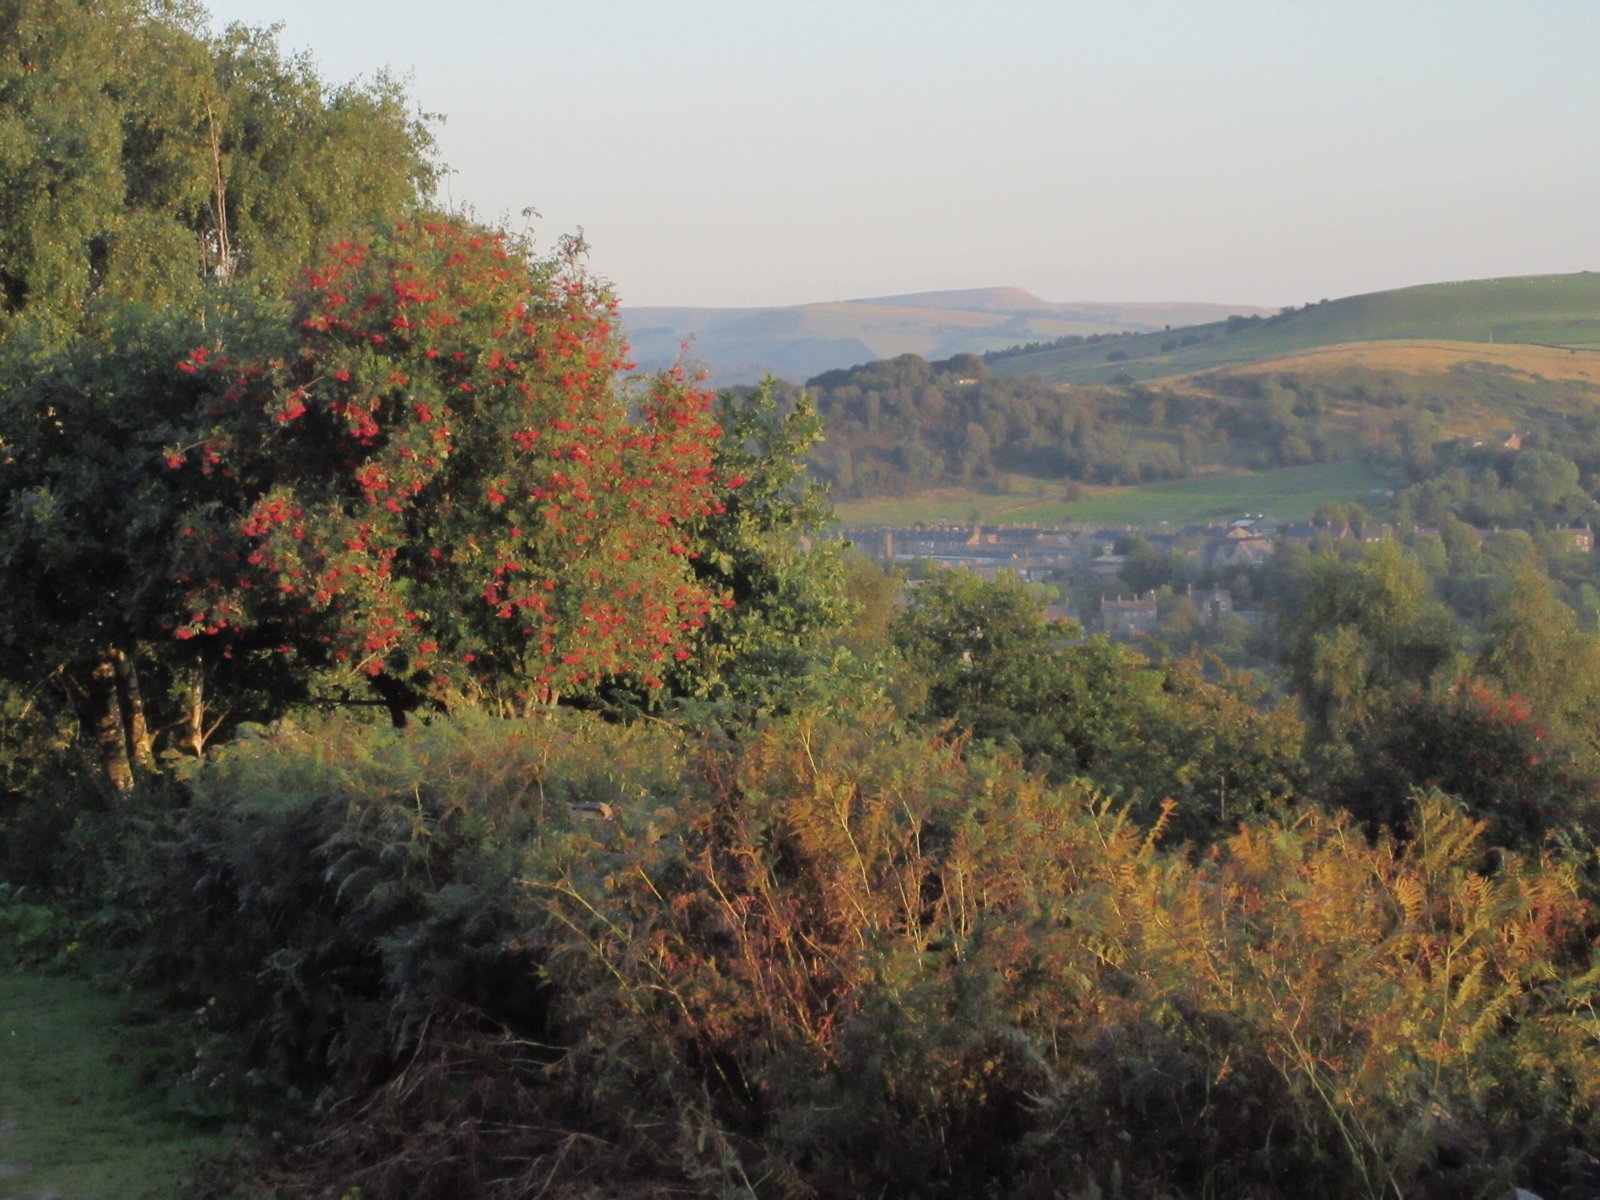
[{"xmin": 834, "ymin": 460, "xmax": 1390, "ymax": 528}]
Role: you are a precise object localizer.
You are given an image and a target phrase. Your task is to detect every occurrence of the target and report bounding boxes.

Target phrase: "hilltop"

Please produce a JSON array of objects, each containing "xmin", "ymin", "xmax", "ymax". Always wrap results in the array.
[
  {"xmin": 621, "ymin": 288, "xmax": 1267, "ymax": 385},
  {"xmin": 984, "ymin": 272, "xmax": 1600, "ymax": 384}
]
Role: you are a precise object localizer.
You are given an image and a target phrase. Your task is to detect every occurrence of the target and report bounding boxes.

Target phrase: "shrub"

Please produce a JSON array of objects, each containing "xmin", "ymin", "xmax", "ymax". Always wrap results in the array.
[{"xmin": 47, "ymin": 707, "xmax": 1600, "ymax": 1198}]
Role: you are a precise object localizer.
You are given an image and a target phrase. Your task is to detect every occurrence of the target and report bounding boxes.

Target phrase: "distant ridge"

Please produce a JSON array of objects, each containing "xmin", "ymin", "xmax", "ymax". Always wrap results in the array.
[
  {"xmin": 622, "ymin": 290, "xmax": 1268, "ymax": 386},
  {"xmin": 847, "ymin": 286, "xmax": 1051, "ymax": 312}
]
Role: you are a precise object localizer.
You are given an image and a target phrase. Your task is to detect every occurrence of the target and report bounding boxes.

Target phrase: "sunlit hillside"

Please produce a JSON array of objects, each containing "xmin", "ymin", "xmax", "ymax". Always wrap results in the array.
[{"xmin": 988, "ymin": 272, "xmax": 1600, "ymax": 384}]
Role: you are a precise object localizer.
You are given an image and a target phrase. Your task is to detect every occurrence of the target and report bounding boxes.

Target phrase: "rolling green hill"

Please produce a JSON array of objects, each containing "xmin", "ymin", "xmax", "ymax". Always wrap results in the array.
[
  {"xmin": 622, "ymin": 289, "xmax": 1267, "ymax": 385},
  {"xmin": 988, "ymin": 272, "xmax": 1600, "ymax": 385}
]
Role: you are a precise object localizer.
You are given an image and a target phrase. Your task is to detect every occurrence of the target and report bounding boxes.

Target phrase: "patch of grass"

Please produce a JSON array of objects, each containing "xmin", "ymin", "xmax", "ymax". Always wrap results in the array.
[
  {"xmin": 1059, "ymin": 461, "xmax": 1389, "ymax": 525},
  {"xmin": 836, "ymin": 460, "xmax": 1389, "ymax": 529},
  {"xmin": 0, "ymin": 966, "xmax": 233, "ymax": 1199},
  {"xmin": 834, "ymin": 478, "xmax": 1062, "ymax": 527}
]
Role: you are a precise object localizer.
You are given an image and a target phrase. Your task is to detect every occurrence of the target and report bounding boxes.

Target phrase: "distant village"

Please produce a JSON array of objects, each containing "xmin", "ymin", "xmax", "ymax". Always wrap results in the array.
[{"xmin": 840, "ymin": 517, "xmax": 1596, "ymax": 638}]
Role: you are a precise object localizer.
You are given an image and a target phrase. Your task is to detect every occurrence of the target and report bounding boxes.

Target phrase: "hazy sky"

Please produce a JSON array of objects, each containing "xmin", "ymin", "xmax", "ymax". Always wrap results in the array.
[{"xmin": 203, "ymin": 1, "xmax": 1598, "ymax": 309}]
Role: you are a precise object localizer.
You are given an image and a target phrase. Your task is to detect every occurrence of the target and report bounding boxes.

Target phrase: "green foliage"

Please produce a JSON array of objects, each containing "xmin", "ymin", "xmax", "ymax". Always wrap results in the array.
[
  {"xmin": 644, "ymin": 378, "xmax": 855, "ymax": 718},
  {"xmin": 1477, "ymin": 569, "xmax": 1600, "ymax": 754},
  {"xmin": 1279, "ymin": 541, "xmax": 1459, "ymax": 740},
  {"xmin": 0, "ymin": 299, "xmax": 299, "ymax": 789},
  {"xmin": 0, "ymin": 1, "xmax": 435, "ymax": 341},
  {"xmin": 0, "ymin": 884, "xmax": 72, "ymax": 962},
  {"xmin": 807, "ymin": 352, "xmax": 1188, "ymax": 497},
  {"xmin": 892, "ymin": 571, "xmax": 1307, "ymax": 844},
  {"xmin": 1338, "ymin": 677, "xmax": 1600, "ymax": 851},
  {"xmin": 60, "ymin": 712, "xmax": 684, "ymax": 1123},
  {"xmin": 0, "ymin": 3, "xmax": 437, "ymax": 787}
]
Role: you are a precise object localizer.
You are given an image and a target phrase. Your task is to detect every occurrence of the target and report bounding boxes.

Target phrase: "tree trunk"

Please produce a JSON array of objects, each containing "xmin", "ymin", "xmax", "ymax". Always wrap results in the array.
[
  {"xmin": 368, "ymin": 674, "xmax": 412, "ymax": 729},
  {"xmin": 109, "ymin": 647, "xmax": 156, "ymax": 772},
  {"xmin": 184, "ymin": 664, "xmax": 206, "ymax": 757},
  {"xmin": 87, "ymin": 658, "xmax": 134, "ymax": 793}
]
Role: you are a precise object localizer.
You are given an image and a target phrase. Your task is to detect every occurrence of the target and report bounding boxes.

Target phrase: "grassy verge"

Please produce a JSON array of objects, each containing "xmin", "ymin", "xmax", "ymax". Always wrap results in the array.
[
  {"xmin": 0, "ymin": 966, "xmax": 233, "ymax": 1199},
  {"xmin": 835, "ymin": 460, "xmax": 1390, "ymax": 528}
]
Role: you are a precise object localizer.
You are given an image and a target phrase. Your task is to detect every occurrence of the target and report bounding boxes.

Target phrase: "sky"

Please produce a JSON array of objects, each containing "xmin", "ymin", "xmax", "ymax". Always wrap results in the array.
[{"xmin": 202, "ymin": 0, "xmax": 1599, "ymax": 310}]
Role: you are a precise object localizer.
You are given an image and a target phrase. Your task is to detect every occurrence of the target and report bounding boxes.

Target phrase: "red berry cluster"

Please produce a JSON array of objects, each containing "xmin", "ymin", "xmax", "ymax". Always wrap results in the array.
[{"xmin": 166, "ymin": 220, "xmax": 736, "ymax": 702}]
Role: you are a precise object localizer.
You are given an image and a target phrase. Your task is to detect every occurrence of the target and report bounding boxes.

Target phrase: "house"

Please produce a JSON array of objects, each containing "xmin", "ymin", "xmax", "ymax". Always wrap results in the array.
[
  {"xmin": 1205, "ymin": 535, "xmax": 1273, "ymax": 570},
  {"xmin": 1101, "ymin": 593, "xmax": 1159, "ymax": 637},
  {"xmin": 1228, "ymin": 516, "xmax": 1281, "ymax": 538},
  {"xmin": 1554, "ymin": 525, "xmax": 1595, "ymax": 553},
  {"xmin": 1187, "ymin": 585, "xmax": 1233, "ymax": 623}
]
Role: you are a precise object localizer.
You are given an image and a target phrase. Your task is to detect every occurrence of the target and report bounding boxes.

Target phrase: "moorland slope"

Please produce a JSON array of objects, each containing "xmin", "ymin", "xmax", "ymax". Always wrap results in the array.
[{"xmin": 987, "ymin": 272, "xmax": 1600, "ymax": 384}]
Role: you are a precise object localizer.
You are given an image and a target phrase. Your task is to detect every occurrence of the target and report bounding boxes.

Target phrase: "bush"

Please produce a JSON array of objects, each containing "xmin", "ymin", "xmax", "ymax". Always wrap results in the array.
[{"xmin": 38, "ymin": 707, "xmax": 1600, "ymax": 1198}]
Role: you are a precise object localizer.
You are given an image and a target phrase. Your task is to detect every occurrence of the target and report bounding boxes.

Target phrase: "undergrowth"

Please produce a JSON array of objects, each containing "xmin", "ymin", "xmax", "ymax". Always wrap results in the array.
[{"xmin": 8, "ymin": 707, "xmax": 1600, "ymax": 1198}]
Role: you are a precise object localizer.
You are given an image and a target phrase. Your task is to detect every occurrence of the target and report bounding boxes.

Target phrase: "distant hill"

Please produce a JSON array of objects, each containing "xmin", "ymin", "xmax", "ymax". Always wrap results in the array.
[
  {"xmin": 987, "ymin": 273, "xmax": 1600, "ymax": 385},
  {"xmin": 621, "ymin": 288, "xmax": 1268, "ymax": 385},
  {"xmin": 797, "ymin": 330, "xmax": 1600, "ymax": 527}
]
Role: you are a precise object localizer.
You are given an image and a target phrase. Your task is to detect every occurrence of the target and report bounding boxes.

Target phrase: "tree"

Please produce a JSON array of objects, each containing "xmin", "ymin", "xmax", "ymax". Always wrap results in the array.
[
  {"xmin": 0, "ymin": 2, "xmax": 435, "ymax": 342},
  {"xmin": 0, "ymin": 300, "xmax": 287, "ymax": 790},
  {"xmin": 890, "ymin": 569, "xmax": 1078, "ymax": 745},
  {"xmin": 1, "ymin": 216, "xmax": 749, "ymax": 789},
  {"xmin": 1509, "ymin": 449, "xmax": 1582, "ymax": 513},
  {"xmin": 173, "ymin": 219, "xmax": 734, "ymax": 723},
  {"xmin": 1477, "ymin": 569, "xmax": 1600, "ymax": 752},
  {"xmin": 1279, "ymin": 542, "xmax": 1458, "ymax": 740},
  {"xmin": 1395, "ymin": 407, "xmax": 1443, "ymax": 478},
  {"xmin": 891, "ymin": 572, "xmax": 1305, "ymax": 840},
  {"xmin": 648, "ymin": 379, "xmax": 852, "ymax": 716},
  {"xmin": 0, "ymin": 6, "xmax": 438, "ymax": 787},
  {"xmin": 1339, "ymin": 678, "xmax": 1600, "ymax": 850}
]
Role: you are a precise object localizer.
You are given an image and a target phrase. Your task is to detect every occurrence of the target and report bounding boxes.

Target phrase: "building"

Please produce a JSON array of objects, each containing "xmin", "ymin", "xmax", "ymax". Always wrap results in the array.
[
  {"xmin": 1101, "ymin": 593, "xmax": 1159, "ymax": 638},
  {"xmin": 1187, "ymin": 585, "xmax": 1234, "ymax": 623},
  {"xmin": 1555, "ymin": 525, "xmax": 1595, "ymax": 553},
  {"xmin": 1205, "ymin": 535, "xmax": 1273, "ymax": 570}
]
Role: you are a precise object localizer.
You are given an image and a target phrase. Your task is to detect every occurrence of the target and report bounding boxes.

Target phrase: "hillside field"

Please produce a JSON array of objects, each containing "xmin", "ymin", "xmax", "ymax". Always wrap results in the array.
[
  {"xmin": 1225, "ymin": 339, "xmax": 1600, "ymax": 386},
  {"xmin": 989, "ymin": 272, "xmax": 1600, "ymax": 384}
]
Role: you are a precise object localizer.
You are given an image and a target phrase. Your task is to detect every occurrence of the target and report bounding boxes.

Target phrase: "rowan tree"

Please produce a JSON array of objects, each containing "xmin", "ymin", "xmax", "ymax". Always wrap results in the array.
[
  {"xmin": 172, "ymin": 219, "xmax": 734, "ymax": 723},
  {"xmin": 1339, "ymin": 677, "xmax": 1600, "ymax": 851},
  {"xmin": 0, "ymin": 2, "xmax": 438, "ymax": 789},
  {"xmin": 639, "ymin": 379, "xmax": 851, "ymax": 716}
]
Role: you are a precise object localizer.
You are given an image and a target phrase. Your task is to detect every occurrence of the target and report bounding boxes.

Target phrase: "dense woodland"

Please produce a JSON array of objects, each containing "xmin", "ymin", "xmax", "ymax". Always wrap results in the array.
[
  {"xmin": 3, "ymin": 6, "xmax": 1600, "ymax": 1200},
  {"xmin": 803, "ymin": 339, "xmax": 1600, "ymax": 499}
]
